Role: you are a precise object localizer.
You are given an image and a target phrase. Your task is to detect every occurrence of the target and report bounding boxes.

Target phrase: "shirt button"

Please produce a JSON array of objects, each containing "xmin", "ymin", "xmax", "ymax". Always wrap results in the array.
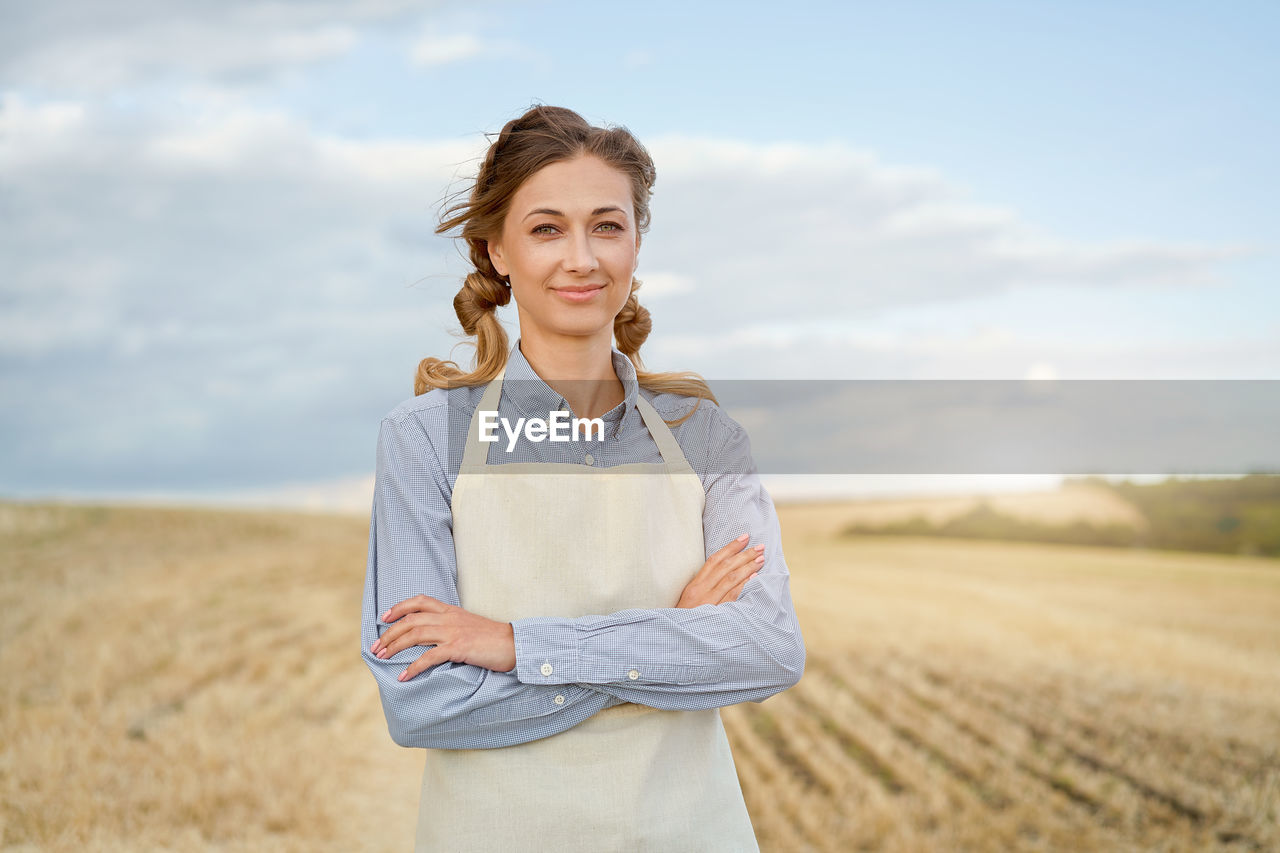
[
  {"xmin": 540, "ymin": 662, "xmax": 553, "ymax": 676},
  {"xmin": 627, "ymin": 669, "xmax": 640, "ymax": 680},
  {"xmin": 553, "ymin": 694, "xmax": 565, "ymax": 705},
  {"xmin": 583, "ymin": 453, "xmax": 594, "ymax": 466}
]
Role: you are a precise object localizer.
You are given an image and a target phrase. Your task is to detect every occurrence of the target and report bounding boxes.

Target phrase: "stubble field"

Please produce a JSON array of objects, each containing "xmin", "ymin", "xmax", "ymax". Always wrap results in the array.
[{"xmin": 1, "ymin": 497, "xmax": 1276, "ymax": 851}]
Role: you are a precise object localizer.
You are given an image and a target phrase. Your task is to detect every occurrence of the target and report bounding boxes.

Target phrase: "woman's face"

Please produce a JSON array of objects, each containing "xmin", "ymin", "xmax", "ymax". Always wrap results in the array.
[{"xmin": 488, "ymin": 154, "xmax": 639, "ymax": 348}]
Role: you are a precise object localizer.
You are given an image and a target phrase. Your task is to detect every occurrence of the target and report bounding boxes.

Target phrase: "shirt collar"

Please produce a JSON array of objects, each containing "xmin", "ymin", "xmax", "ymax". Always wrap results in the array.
[{"xmin": 503, "ymin": 338, "xmax": 640, "ymax": 425}]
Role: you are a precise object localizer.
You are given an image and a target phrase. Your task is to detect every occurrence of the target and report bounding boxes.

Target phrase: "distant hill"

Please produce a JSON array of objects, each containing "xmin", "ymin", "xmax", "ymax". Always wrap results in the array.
[{"xmin": 841, "ymin": 474, "xmax": 1280, "ymax": 557}]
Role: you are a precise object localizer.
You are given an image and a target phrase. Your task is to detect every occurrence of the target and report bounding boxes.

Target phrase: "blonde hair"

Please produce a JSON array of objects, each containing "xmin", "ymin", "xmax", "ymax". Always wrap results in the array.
[{"xmin": 414, "ymin": 104, "xmax": 716, "ymax": 426}]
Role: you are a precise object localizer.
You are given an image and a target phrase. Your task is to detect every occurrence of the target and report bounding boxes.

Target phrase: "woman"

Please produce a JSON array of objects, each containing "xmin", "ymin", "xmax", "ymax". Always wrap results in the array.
[{"xmin": 360, "ymin": 105, "xmax": 805, "ymax": 852}]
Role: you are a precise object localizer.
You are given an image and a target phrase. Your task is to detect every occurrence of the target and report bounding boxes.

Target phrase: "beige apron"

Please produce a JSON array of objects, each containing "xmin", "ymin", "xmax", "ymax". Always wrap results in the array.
[{"xmin": 414, "ymin": 365, "xmax": 759, "ymax": 852}]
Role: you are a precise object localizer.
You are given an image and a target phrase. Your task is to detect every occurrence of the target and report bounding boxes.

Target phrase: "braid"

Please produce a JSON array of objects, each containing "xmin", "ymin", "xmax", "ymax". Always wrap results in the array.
[
  {"xmin": 414, "ymin": 264, "xmax": 510, "ymax": 395},
  {"xmin": 456, "ymin": 264, "xmax": 510, "ymax": 333},
  {"xmin": 612, "ymin": 277, "xmax": 651, "ymax": 364}
]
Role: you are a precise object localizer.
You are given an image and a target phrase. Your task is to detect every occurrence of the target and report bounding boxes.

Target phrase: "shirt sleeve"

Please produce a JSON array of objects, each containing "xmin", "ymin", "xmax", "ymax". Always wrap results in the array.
[
  {"xmin": 360, "ymin": 410, "xmax": 620, "ymax": 750},
  {"xmin": 508, "ymin": 409, "xmax": 806, "ymax": 709}
]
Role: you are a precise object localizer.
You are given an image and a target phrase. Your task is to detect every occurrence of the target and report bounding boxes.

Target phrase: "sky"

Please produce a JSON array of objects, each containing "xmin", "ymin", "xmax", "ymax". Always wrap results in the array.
[{"xmin": 2, "ymin": 0, "xmax": 1277, "ymax": 510}]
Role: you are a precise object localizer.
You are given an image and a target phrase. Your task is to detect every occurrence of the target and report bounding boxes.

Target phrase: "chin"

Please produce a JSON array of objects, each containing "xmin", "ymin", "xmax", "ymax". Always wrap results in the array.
[
  {"xmin": 551, "ymin": 320, "xmax": 615, "ymax": 339},
  {"xmin": 521, "ymin": 296, "xmax": 629, "ymax": 340}
]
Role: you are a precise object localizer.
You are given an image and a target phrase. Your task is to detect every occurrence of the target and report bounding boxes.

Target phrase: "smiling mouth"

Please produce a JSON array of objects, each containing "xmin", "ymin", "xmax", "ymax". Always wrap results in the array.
[{"xmin": 553, "ymin": 284, "xmax": 606, "ymax": 302}]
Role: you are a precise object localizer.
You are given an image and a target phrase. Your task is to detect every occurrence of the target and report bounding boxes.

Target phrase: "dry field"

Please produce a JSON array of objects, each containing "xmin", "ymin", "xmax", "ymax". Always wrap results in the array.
[
  {"xmin": 771, "ymin": 481, "xmax": 1149, "ymax": 536},
  {"xmin": 1, "ymin": 496, "xmax": 1277, "ymax": 852}
]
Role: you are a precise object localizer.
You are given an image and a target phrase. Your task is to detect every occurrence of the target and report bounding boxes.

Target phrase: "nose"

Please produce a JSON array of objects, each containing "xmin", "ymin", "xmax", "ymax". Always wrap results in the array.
[{"xmin": 562, "ymin": 230, "xmax": 599, "ymax": 274}]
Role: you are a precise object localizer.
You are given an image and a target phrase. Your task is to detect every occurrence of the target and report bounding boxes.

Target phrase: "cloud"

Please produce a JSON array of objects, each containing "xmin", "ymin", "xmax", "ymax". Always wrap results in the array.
[
  {"xmin": 407, "ymin": 23, "xmax": 532, "ymax": 69},
  {"xmin": 0, "ymin": 93, "xmax": 1262, "ymax": 498},
  {"xmin": 639, "ymin": 134, "xmax": 1252, "ymax": 331},
  {"xmin": 0, "ymin": 89, "xmax": 487, "ymax": 495},
  {"xmin": 1025, "ymin": 362, "xmax": 1058, "ymax": 381},
  {"xmin": 410, "ymin": 32, "xmax": 485, "ymax": 66},
  {"xmin": 634, "ymin": 272, "xmax": 695, "ymax": 298},
  {"xmin": 646, "ymin": 321, "xmax": 1280, "ymax": 380},
  {"xmin": 0, "ymin": 0, "xmax": 423, "ymax": 90}
]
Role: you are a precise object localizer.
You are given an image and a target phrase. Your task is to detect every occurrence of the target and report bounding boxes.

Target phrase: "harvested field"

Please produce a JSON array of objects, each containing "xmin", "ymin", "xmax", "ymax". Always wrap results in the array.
[{"xmin": 1, "ymin": 498, "xmax": 1275, "ymax": 851}]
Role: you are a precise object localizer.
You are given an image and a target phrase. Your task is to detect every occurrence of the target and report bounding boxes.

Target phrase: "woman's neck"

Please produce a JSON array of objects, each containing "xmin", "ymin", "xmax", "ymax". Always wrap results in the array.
[{"xmin": 517, "ymin": 330, "xmax": 624, "ymax": 421}]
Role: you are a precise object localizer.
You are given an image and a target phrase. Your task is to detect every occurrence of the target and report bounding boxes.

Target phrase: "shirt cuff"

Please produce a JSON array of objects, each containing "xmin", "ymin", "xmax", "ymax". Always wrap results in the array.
[{"xmin": 511, "ymin": 617, "xmax": 582, "ymax": 685}]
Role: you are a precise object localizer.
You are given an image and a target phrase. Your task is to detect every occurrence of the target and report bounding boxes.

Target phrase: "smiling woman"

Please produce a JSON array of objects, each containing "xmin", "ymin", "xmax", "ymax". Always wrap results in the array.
[
  {"xmin": 488, "ymin": 155, "xmax": 639, "ymax": 350},
  {"xmin": 359, "ymin": 104, "xmax": 804, "ymax": 852},
  {"xmin": 412, "ymin": 105, "xmax": 716, "ymax": 416}
]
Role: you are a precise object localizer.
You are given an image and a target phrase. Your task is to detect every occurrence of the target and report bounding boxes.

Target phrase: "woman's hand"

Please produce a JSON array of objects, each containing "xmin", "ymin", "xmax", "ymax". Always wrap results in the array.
[
  {"xmin": 676, "ymin": 533, "xmax": 764, "ymax": 608},
  {"xmin": 371, "ymin": 595, "xmax": 516, "ymax": 681}
]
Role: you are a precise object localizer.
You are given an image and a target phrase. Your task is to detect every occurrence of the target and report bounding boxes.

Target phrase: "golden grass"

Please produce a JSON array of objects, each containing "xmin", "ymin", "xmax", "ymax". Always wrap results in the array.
[
  {"xmin": 0, "ymin": 501, "xmax": 419, "ymax": 852},
  {"xmin": 1, "ymin": 497, "xmax": 1276, "ymax": 851},
  {"xmin": 777, "ymin": 481, "xmax": 1148, "ymax": 540}
]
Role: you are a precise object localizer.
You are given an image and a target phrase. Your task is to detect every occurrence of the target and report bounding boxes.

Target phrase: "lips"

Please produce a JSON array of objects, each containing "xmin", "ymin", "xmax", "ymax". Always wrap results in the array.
[{"xmin": 553, "ymin": 284, "xmax": 605, "ymax": 302}]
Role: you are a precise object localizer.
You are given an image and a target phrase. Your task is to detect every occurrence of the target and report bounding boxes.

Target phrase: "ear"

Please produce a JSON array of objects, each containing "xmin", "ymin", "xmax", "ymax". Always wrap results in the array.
[{"xmin": 488, "ymin": 239, "xmax": 509, "ymax": 278}]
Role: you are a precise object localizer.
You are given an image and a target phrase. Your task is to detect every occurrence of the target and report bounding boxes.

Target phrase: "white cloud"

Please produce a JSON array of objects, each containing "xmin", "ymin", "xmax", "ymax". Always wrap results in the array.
[
  {"xmin": 407, "ymin": 25, "xmax": 532, "ymax": 68},
  {"xmin": 646, "ymin": 321, "xmax": 1280, "ymax": 379},
  {"xmin": 0, "ymin": 100, "xmax": 1254, "ymax": 372},
  {"xmin": 1, "ymin": 93, "xmax": 1266, "ymax": 500},
  {"xmin": 410, "ymin": 32, "xmax": 485, "ymax": 66},
  {"xmin": 8, "ymin": 23, "xmax": 360, "ymax": 90},
  {"xmin": 641, "ymin": 135, "xmax": 1251, "ymax": 328},
  {"xmin": 878, "ymin": 200, "xmax": 1018, "ymax": 238},
  {"xmin": 634, "ymin": 272, "xmax": 695, "ymax": 298},
  {"xmin": 0, "ymin": 91, "xmax": 86, "ymax": 135},
  {"xmin": 0, "ymin": 1, "xmax": 422, "ymax": 90},
  {"xmin": 1025, "ymin": 362, "xmax": 1058, "ymax": 381}
]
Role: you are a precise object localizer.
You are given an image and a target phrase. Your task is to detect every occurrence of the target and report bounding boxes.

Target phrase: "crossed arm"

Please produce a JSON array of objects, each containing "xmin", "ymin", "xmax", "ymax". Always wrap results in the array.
[{"xmin": 360, "ymin": 408, "xmax": 805, "ymax": 750}]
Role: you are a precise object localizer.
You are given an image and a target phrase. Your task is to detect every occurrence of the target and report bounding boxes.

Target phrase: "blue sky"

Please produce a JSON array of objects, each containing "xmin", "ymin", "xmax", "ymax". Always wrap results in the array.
[
  {"xmin": 2, "ymin": 0, "xmax": 1276, "ymax": 508},
  {"xmin": 273, "ymin": 1, "xmax": 1277, "ymax": 242}
]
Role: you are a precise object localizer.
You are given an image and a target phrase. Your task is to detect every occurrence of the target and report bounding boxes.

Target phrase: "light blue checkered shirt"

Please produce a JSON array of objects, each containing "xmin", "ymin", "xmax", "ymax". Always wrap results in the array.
[{"xmin": 360, "ymin": 339, "xmax": 805, "ymax": 749}]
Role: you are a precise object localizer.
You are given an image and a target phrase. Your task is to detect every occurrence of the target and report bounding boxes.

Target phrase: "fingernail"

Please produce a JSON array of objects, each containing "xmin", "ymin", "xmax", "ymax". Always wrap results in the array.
[
  {"xmin": 397, "ymin": 671, "xmax": 406, "ymax": 681},
  {"xmin": 755, "ymin": 554, "xmax": 765, "ymax": 563},
  {"xmin": 381, "ymin": 610, "xmax": 390, "ymax": 621},
  {"xmin": 754, "ymin": 544, "xmax": 765, "ymax": 551},
  {"xmin": 737, "ymin": 534, "xmax": 749, "ymax": 541}
]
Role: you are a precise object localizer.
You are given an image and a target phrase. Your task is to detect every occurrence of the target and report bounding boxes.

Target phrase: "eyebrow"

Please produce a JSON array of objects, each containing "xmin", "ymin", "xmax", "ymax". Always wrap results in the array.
[{"xmin": 523, "ymin": 206, "xmax": 626, "ymax": 220}]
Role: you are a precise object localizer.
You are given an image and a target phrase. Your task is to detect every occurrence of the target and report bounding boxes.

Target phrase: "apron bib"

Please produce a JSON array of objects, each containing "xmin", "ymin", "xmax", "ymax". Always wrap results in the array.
[{"xmin": 414, "ymin": 366, "xmax": 758, "ymax": 852}]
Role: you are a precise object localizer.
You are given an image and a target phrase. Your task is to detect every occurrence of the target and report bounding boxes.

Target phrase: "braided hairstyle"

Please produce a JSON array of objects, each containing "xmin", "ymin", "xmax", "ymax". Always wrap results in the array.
[{"xmin": 416, "ymin": 104, "xmax": 715, "ymax": 424}]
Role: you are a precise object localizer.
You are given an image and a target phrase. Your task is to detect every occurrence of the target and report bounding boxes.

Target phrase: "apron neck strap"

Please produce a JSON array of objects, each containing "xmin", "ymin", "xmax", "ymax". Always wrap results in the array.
[
  {"xmin": 460, "ymin": 365, "xmax": 507, "ymax": 469},
  {"xmin": 633, "ymin": 394, "xmax": 686, "ymax": 466},
  {"xmin": 460, "ymin": 363, "xmax": 689, "ymax": 468}
]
